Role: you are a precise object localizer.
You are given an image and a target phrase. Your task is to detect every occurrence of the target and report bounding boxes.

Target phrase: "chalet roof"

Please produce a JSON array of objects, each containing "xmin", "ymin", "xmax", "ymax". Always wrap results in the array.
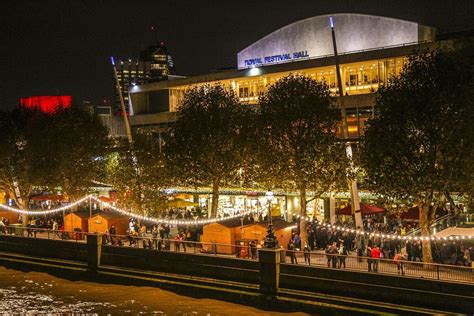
[
  {"xmin": 66, "ymin": 211, "xmax": 100, "ymax": 219},
  {"xmin": 90, "ymin": 212, "xmax": 130, "ymax": 220},
  {"xmin": 256, "ymin": 218, "xmax": 295, "ymax": 231},
  {"xmin": 213, "ymin": 217, "xmax": 294, "ymax": 230},
  {"xmin": 218, "ymin": 217, "xmax": 244, "ymax": 228}
]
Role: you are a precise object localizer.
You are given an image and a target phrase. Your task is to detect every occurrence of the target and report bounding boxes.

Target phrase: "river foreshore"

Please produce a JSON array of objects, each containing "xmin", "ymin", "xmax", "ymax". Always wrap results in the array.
[{"xmin": 0, "ymin": 265, "xmax": 307, "ymax": 315}]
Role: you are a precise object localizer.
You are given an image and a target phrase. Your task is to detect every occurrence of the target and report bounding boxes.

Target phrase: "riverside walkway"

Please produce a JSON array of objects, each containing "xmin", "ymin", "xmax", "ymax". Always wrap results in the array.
[{"xmin": 2, "ymin": 225, "xmax": 472, "ymax": 284}]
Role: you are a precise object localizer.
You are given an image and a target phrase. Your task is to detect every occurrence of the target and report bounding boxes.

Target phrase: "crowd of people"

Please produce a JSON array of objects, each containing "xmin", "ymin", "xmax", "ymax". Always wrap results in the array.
[
  {"xmin": 1, "ymin": 205, "xmax": 472, "ymax": 270},
  {"xmin": 302, "ymin": 220, "xmax": 473, "ymax": 268},
  {"xmin": 102, "ymin": 218, "xmax": 202, "ymax": 253}
]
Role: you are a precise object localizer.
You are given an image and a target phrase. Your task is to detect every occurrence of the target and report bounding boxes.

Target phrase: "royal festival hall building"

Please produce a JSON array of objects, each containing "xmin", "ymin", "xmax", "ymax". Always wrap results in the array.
[
  {"xmin": 124, "ymin": 14, "xmax": 464, "ymax": 218},
  {"xmin": 127, "ymin": 13, "xmax": 442, "ymax": 140}
]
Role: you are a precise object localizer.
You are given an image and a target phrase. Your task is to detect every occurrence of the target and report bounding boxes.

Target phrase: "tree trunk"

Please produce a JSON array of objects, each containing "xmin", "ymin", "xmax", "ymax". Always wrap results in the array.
[
  {"xmin": 11, "ymin": 181, "xmax": 27, "ymax": 227},
  {"xmin": 211, "ymin": 180, "xmax": 219, "ymax": 218},
  {"xmin": 329, "ymin": 191, "xmax": 336, "ymax": 224},
  {"xmin": 299, "ymin": 187, "xmax": 308, "ymax": 247},
  {"xmin": 419, "ymin": 201, "xmax": 433, "ymax": 263}
]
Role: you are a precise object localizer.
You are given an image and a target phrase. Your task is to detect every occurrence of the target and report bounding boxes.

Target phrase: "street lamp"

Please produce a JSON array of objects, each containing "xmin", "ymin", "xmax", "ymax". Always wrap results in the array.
[{"xmin": 264, "ymin": 191, "xmax": 277, "ymax": 248}]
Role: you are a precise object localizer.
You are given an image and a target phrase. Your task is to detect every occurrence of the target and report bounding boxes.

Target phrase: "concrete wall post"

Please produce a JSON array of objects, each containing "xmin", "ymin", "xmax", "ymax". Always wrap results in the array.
[
  {"xmin": 258, "ymin": 248, "xmax": 282, "ymax": 299},
  {"xmin": 86, "ymin": 233, "xmax": 102, "ymax": 271}
]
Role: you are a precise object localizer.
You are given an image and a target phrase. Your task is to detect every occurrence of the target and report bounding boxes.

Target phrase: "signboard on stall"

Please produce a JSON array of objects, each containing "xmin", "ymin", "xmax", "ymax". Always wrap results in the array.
[{"xmin": 271, "ymin": 204, "xmax": 281, "ymax": 217}]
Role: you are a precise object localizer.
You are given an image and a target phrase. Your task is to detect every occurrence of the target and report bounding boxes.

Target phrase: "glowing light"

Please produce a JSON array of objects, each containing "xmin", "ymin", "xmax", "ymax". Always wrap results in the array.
[
  {"xmin": 20, "ymin": 96, "xmax": 71, "ymax": 114},
  {"xmin": 329, "ymin": 16, "xmax": 334, "ymax": 29}
]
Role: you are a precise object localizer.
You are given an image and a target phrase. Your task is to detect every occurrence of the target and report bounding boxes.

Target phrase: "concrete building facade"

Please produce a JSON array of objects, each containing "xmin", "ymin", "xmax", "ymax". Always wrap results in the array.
[{"xmin": 127, "ymin": 14, "xmax": 441, "ymax": 139}]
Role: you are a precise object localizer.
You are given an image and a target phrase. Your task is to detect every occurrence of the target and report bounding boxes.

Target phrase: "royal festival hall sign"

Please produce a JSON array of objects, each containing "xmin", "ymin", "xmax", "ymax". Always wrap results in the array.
[{"xmin": 244, "ymin": 50, "xmax": 309, "ymax": 67}]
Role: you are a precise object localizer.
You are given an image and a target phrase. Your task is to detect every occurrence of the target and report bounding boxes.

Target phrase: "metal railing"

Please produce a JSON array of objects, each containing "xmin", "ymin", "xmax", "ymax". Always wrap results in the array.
[
  {"xmin": 284, "ymin": 249, "xmax": 473, "ymax": 283},
  {"xmin": 408, "ymin": 213, "xmax": 474, "ymax": 236},
  {"xmin": 0, "ymin": 224, "xmax": 89, "ymax": 242},
  {"xmin": 0, "ymin": 225, "xmax": 472, "ymax": 283}
]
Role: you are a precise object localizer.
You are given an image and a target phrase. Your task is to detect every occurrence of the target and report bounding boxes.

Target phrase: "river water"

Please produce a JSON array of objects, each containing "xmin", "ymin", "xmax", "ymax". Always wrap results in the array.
[{"xmin": 0, "ymin": 266, "xmax": 307, "ymax": 315}]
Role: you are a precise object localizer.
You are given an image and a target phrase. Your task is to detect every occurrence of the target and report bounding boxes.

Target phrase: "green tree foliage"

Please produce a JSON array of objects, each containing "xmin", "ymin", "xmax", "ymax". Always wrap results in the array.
[
  {"xmin": 44, "ymin": 107, "xmax": 110, "ymax": 200},
  {"xmin": 106, "ymin": 134, "xmax": 169, "ymax": 217},
  {"xmin": 0, "ymin": 108, "xmax": 51, "ymax": 209},
  {"xmin": 256, "ymin": 74, "xmax": 347, "ymax": 244},
  {"xmin": 361, "ymin": 47, "xmax": 474, "ymax": 262},
  {"xmin": 165, "ymin": 84, "xmax": 253, "ymax": 217},
  {"xmin": 0, "ymin": 106, "xmax": 110, "ymax": 216}
]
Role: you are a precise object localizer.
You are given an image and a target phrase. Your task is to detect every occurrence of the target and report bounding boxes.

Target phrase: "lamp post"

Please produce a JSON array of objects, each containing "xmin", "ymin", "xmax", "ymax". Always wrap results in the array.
[{"xmin": 264, "ymin": 191, "xmax": 277, "ymax": 248}]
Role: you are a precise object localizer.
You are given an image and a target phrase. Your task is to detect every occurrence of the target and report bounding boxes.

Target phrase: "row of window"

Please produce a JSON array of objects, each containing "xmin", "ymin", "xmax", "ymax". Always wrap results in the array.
[{"xmin": 164, "ymin": 57, "xmax": 407, "ymax": 111}]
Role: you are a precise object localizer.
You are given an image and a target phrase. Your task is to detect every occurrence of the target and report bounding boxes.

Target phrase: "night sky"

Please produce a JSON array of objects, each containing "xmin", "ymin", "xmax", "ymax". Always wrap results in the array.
[{"xmin": 1, "ymin": 0, "xmax": 473, "ymax": 110}]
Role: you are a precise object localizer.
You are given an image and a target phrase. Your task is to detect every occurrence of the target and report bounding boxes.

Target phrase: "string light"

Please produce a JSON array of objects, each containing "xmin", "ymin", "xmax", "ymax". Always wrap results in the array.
[
  {"xmin": 1, "ymin": 193, "xmax": 473, "ymax": 237},
  {"xmin": 89, "ymin": 196, "xmax": 256, "ymax": 226},
  {"xmin": 311, "ymin": 220, "xmax": 474, "ymax": 240},
  {"xmin": 0, "ymin": 195, "xmax": 92, "ymax": 215}
]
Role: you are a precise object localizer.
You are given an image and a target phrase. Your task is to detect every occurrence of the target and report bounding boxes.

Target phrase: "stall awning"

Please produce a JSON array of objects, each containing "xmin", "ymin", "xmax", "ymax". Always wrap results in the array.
[
  {"xmin": 166, "ymin": 198, "xmax": 198, "ymax": 208},
  {"xmin": 337, "ymin": 203, "xmax": 385, "ymax": 216},
  {"xmin": 394, "ymin": 206, "xmax": 446, "ymax": 220},
  {"xmin": 30, "ymin": 194, "xmax": 69, "ymax": 202},
  {"xmin": 98, "ymin": 196, "xmax": 116, "ymax": 203}
]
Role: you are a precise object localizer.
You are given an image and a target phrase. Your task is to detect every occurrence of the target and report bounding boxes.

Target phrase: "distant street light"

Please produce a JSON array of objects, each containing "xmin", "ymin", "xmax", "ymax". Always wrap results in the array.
[{"xmin": 264, "ymin": 191, "xmax": 277, "ymax": 248}]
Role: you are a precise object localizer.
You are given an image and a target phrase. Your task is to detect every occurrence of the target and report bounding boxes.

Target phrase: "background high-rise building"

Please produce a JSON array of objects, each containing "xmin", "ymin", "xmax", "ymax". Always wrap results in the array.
[
  {"xmin": 113, "ymin": 42, "xmax": 176, "ymax": 115},
  {"xmin": 112, "ymin": 59, "xmax": 149, "ymax": 115},
  {"xmin": 140, "ymin": 41, "xmax": 175, "ymax": 82}
]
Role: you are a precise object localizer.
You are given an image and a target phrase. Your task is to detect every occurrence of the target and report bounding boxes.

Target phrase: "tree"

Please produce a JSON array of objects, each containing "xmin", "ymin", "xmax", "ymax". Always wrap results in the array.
[
  {"xmin": 0, "ymin": 106, "xmax": 111, "ymax": 218},
  {"xmin": 256, "ymin": 74, "xmax": 346, "ymax": 244},
  {"xmin": 165, "ymin": 84, "xmax": 252, "ymax": 217},
  {"xmin": 360, "ymin": 47, "xmax": 474, "ymax": 262},
  {"xmin": 106, "ymin": 134, "xmax": 169, "ymax": 217},
  {"xmin": 0, "ymin": 108, "xmax": 51, "ymax": 215},
  {"xmin": 44, "ymin": 106, "xmax": 110, "ymax": 201}
]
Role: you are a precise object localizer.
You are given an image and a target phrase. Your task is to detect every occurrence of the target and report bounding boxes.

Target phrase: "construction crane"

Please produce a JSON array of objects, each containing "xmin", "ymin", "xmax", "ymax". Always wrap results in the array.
[
  {"xmin": 329, "ymin": 16, "xmax": 363, "ymax": 229},
  {"xmin": 110, "ymin": 56, "xmax": 133, "ymax": 144}
]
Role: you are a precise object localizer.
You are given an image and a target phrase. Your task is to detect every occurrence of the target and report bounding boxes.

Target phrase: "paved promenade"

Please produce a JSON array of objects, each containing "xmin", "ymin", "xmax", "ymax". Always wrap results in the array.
[{"xmin": 4, "ymin": 228, "xmax": 473, "ymax": 284}]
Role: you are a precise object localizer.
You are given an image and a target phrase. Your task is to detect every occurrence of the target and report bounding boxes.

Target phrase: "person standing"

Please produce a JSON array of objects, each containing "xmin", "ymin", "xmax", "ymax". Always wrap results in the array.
[
  {"xmin": 174, "ymin": 233, "xmax": 182, "ymax": 252},
  {"xmin": 250, "ymin": 239, "xmax": 257, "ymax": 260},
  {"xmin": 338, "ymin": 242, "xmax": 347, "ymax": 268},
  {"xmin": 330, "ymin": 242, "xmax": 338, "ymax": 268},
  {"xmin": 109, "ymin": 225, "xmax": 117, "ymax": 245},
  {"xmin": 151, "ymin": 225, "xmax": 159, "ymax": 250},
  {"xmin": 288, "ymin": 240, "xmax": 298, "ymax": 264},
  {"xmin": 303, "ymin": 242, "xmax": 311, "ymax": 265},
  {"xmin": 52, "ymin": 220, "xmax": 59, "ymax": 239},
  {"xmin": 366, "ymin": 246, "xmax": 373, "ymax": 272},
  {"xmin": 181, "ymin": 231, "xmax": 187, "ymax": 252},
  {"xmin": 393, "ymin": 251, "xmax": 405, "ymax": 275},
  {"xmin": 371, "ymin": 245, "xmax": 381, "ymax": 272}
]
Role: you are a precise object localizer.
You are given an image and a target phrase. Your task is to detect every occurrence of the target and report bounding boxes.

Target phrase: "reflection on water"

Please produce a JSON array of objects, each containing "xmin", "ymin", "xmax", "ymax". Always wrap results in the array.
[
  {"xmin": 0, "ymin": 287, "xmax": 115, "ymax": 315},
  {"xmin": 0, "ymin": 266, "xmax": 305, "ymax": 316}
]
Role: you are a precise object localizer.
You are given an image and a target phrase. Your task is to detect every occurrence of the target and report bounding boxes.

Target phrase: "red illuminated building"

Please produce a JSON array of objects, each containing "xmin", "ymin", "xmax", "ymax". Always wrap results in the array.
[{"xmin": 20, "ymin": 96, "xmax": 72, "ymax": 114}]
